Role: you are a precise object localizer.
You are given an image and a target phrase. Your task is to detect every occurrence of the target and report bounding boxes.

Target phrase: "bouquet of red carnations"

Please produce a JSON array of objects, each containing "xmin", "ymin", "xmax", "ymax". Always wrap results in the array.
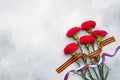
[{"xmin": 56, "ymin": 20, "xmax": 120, "ymax": 80}]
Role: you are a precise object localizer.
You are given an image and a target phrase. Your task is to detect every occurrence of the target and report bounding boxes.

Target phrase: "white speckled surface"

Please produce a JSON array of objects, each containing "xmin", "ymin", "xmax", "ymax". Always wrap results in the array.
[{"xmin": 0, "ymin": 0, "xmax": 120, "ymax": 80}]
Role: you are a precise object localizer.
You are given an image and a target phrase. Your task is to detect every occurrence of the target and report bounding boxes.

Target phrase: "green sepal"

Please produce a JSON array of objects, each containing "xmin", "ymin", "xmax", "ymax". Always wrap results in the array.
[
  {"xmin": 85, "ymin": 43, "xmax": 90, "ymax": 52},
  {"xmin": 97, "ymin": 35, "xmax": 103, "ymax": 45},
  {"xmin": 71, "ymin": 52, "xmax": 76, "ymax": 56},
  {"xmin": 87, "ymin": 29, "xmax": 92, "ymax": 34},
  {"xmin": 73, "ymin": 33, "xmax": 79, "ymax": 40},
  {"xmin": 85, "ymin": 43, "xmax": 90, "ymax": 48}
]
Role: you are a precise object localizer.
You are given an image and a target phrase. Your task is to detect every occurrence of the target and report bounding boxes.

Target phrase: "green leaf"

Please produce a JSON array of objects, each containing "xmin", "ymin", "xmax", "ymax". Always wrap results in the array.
[{"xmin": 104, "ymin": 70, "xmax": 109, "ymax": 80}]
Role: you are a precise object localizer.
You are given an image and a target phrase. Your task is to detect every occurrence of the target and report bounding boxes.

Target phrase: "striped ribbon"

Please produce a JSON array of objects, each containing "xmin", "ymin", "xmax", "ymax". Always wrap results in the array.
[
  {"xmin": 56, "ymin": 37, "xmax": 115, "ymax": 73},
  {"xmin": 64, "ymin": 70, "xmax": 76, "ymax": 80},
  {"xmin": 64, "ymin": 46, "xmax": 120, "ymax": 80}
]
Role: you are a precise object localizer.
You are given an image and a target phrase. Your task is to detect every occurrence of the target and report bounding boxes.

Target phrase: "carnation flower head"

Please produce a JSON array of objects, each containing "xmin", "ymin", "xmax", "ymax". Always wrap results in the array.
[
  {"xmin": 81, "ymin": 20, "xmax": 96, "ymax": 30},
  {"xmin": 80, "ymin": 35, "xmax": 95, "ymax": 44},
  {"xmin": 81, "ymin": 20, "xmax": 96, "ymax": 34},
  {"xmin": 64, "ymin": 42, "xmax": 78, "ymax": 55},
  {"xmin": 92, "ymin": 30, "xmax": 108, "ymax": 37},
  {"xmin": 92, "ymin": 30, "xmax": 108, "ymax": 45},
  {"xmin": 66, "ymin": 27, "xmax": 81, "ymax": 37}
]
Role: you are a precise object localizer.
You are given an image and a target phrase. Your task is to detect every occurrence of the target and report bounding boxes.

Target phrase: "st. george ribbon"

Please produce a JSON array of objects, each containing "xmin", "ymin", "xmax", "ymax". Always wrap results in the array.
[
  {"xmin": 64, "ymin": 45, "xmax": 120, "ymax": 80},
  {"xmin": 56, "ymin": 36, "xmax": 115, "ymax": 73}
]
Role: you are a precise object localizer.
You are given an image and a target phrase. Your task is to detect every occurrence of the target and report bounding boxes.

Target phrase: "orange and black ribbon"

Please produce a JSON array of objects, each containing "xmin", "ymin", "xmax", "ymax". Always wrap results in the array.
[{"xmin": 56, "ymin": 36, "xmax": 115, "ymax": 73}]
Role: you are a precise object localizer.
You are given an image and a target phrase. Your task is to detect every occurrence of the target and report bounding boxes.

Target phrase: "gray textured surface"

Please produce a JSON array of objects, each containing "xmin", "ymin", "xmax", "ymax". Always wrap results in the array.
[{"xmin": 0, "ymin": 0, "xmax": 120, "ymax": 80}]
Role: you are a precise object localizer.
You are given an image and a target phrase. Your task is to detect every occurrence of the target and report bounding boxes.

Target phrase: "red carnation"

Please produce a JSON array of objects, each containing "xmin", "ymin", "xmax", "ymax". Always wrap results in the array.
[
  {"xmin": 81, "ymin": 20, "xmax": 96, "ymax": 30},
  {"xmin": 92, "ymin": 30, "xmax": 108, "ymax": 37},
  {"xmin": 64, "ymin": 42, "xmax": 79, "ymax": 55},
  {"xmin": 80, "ymin": 35, "xmax": 95, "ymax": 44},
  {"xmin": 66, "ymin": 27, "xmax": 81, "ymax": 37}
]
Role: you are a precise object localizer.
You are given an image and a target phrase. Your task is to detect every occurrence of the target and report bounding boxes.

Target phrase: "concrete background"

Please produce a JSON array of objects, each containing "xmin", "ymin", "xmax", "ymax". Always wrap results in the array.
[{"xmin": 0, "ymin": 0, "xmax": 120, "ymax": 80}]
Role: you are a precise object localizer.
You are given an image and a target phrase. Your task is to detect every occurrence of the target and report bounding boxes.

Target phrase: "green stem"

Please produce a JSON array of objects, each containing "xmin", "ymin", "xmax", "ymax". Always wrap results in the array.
[
  {"xmin": 104, "ymin": 63, "xmax": 110, "ymax": 70},
  {"xmin": 92, "ymin": 44, "xmax": 95, "ymax": 51},
  {"xmin": 98, "ymin": 65, "xmax": 104, "ymax": 80},
  {"xmin": 71, "ymin": 51, "xmax": 88, "ymax": 79},
  {"xmin": 87, "ymin": 69, "xmax": 95, "ymax": 80},
  {"xmin": 76, "ymin": 61, "xmax": 80, "ymax": 67},
  {"xmin": 86, "ymin": 46, "xmax": 95, "ymax": 80},
  {"xmin": 74, "ymin": 38, "xmax": 94, "ymax": 80},
  {"xmin": 76, "ymin": 60, "xmax": 89, "ymax": 79},
  {"xmin": 77, "ymin": 73, "xmax": 89, "ymax": 80},
  {"xmin": 77, "ymin": 40, "xmax": 83, "ymax": 52},
  {"xmin": 93, "ymin": 68, "xmax": 100, "ymax": 80},
  {"xmin": 101, "ymin": 63, "xmax": 104, "ymax": 80},
  {"xmin": 104, "ymin": 70, "xmax": 109, "ymax": 80},
  {"xmin": 77, "ymin": 40, "xmax": 89, "ymax": 79},
  {"xmin": 92, "ymin": 45, "xmax": 100, "ymax": 80},
  {"xmin": 71, "ymin": 53, "xmax": 80, "ymax": 66},
  {"xmin": 97, "ymin": 42, "xmax": 110, "ymax": 80},
  {"xmin": 96, "ymin": 54, "xmax": 104, "ymax": 80}
]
